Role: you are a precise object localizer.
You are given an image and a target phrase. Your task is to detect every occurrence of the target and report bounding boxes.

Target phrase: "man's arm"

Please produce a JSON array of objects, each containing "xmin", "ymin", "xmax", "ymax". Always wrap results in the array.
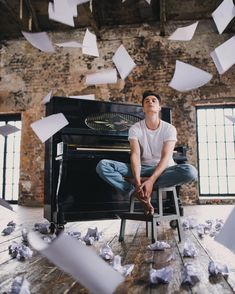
[
  {"xmin": 140, "ymin": 140, "xmax": 176, "ymax": 199},
  {"xmin": 129, "ymin": 139, "xmax": 144, "ymax": 195}
]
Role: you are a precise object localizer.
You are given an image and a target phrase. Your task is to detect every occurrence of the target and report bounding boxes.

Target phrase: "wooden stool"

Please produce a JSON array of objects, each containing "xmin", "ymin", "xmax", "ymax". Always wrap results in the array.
[{"xmin": 118, "ymin": 186, "xmax": 183, "ymax": 243}]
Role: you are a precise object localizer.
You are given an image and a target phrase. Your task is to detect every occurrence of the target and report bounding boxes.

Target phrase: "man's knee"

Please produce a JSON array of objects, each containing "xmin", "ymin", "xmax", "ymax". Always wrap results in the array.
[
  {"xmin": 96, "ymin": 159, "xmax": 111, "ymax": 175},
  {"xmin": 182, "ymin": 164, "xmax": 198, "ymax": 182}
]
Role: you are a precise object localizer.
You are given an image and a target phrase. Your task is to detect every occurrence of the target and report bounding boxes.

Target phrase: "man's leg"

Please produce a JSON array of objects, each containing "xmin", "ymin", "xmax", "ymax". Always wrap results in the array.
[
  {"xmin": 154, "ymin": 164, "xmax": 198, "ymax": 188},
  {"xmin": 96, "ymin": 159, "xmax": 134, "ymax": 194}
]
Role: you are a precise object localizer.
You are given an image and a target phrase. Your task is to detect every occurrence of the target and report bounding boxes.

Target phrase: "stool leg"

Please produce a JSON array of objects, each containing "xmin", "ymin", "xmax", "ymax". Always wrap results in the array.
[
  {"xmin": 172, "ymin": 187, "xmax": 183, "ymax": 242},
  {"xmin": 129, "ymin": 194, "xmax": 135, "ymax": 212},
  {"xmin": 151, "ymin": 217, "xmax": 157, "ymax": 243},
  {"xmin": 119, "ymin": 219, "xmax": 126, "ymax": 242}
]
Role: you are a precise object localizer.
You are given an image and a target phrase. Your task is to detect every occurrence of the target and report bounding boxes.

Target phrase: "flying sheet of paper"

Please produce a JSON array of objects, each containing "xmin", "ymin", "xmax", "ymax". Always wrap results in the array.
[
  {"xmin": 225, "ymin": 115, "xmax": 235, "ymax": 124},
  {"xmin": 85, "ymin": 69, "xmax": 117, "ymax": 85},
  {"xmin": 22, "ymin": 31, "xmax": 55, "ymax": 53},
  {"xmin": 210, "ymin": 36, "xmax": 235, "ymax": 74},
  {"xmin": 0, "ymin": 198, "xmax": 14, "ymax": 211},
  {"xmin": 212, "ymin": 0, "xmax": 235, "ymax": 34},
  {"xmin": 168, "ymin": 21, "xmax": 199, "ymax": 41},
  {"xmin": 0, "ymin": 124, "xmax": 20, "ymax": 137},
  {"xmin": 31, "ymin": 113, "xmax": 69, "ymax": 143},
  {"xmin": 48, "ymin": 0, "xmax": 75, "ymax": 27},
  {"xmin": 67, "ymin": 0, "xmax": 90, "ymax": 17},
  {"xmin": 112, "ymin": 44, "xmax": 136, "ymax": 80},
  {"xmin": 215, "ymin": 207, "xmax": 235, "ymax": 254},
  {"xmin": 42, "ymin": 91, "xmax": 53, "ymax": 104},
  {"xmin": 82, "ymin": 28, "xmax": 99, "ymax": 57},
  {"xmin": 68, "ymin": 94, "xmax": 95, "ymax": 100},
  {"xmin": 55, "ymin": 41, "xmax": 83, "ymax": 48},
  {"xmin": 28, "ymin": 232, "xmax": 124, "ymax": 294},
  {"xmin": 168, "ymin": 60, "xmax": 212, "ymax": 92}
]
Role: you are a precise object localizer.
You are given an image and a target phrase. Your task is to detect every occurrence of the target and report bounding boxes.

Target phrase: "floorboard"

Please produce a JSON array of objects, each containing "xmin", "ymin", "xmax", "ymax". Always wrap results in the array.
[{"xmin": 0, "ymin": 205, "xmax": 235, "ymax": 293}]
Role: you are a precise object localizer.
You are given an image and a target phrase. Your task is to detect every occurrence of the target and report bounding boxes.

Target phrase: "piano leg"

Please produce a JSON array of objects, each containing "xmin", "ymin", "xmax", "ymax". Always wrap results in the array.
[{"xmin": 54, "ymin": 158, "xmax": 68, "ymax": 227}]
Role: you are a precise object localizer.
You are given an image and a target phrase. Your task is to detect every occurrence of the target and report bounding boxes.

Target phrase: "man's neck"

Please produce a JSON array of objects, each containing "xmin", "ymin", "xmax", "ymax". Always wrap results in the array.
[{"xmin": 144, "ymin": 115, "xmax": 160, "ymax": 130}]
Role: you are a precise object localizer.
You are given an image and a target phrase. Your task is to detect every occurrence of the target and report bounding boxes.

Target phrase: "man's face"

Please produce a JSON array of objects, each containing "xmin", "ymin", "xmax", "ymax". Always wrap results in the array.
[{"xmin": 143, "ymin": 95, "xmax": 161, "ymax": 113}]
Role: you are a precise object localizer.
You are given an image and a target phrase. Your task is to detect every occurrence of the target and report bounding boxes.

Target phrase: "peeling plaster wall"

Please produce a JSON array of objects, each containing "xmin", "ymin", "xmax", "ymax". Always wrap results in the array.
[{"xmin": 0, "ymin": 20, "xmax": 235, "ymax": 206}]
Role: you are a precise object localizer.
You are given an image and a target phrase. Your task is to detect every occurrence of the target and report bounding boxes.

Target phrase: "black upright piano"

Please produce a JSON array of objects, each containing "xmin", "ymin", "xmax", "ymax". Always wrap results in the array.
[{"xmin": 44, "ymin": 97, "xmax": 186, "ymax": 230}]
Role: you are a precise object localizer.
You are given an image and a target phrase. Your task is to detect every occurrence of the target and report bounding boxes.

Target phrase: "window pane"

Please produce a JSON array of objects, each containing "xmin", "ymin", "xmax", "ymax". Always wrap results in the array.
[
  {"xmin": 200, "ymin": 177, "xmax": 209, "ymax": 194},
  {"xmin": 226, "ymin": 143, "xmax": 235, "ymax": 159},
  {"xmin": 12, "ymin": 184, "xmax": 19, "ymax": 201},
  {"xmin": 209, "ymin": 177, "xmax": 218, "ymax": 194},
  {"xmin": 215, "ymin": 109, "xmax": 224, "ymax": 125},
  {"xmin": 218, "ymin": 177, "xmax": 228, "ymax": 193},
  {"xmin": 208, "ymin": 143, "xmax": 216, "ymax": 159},
  {"xmin": 5, "ymin": 168, "xmax": 13, "ymax": 184},
  {"xmin": 206, "ymin": 109, "xmax": 215, "ymax": 125},
  {"xmin": 198, "ymin": 143, "xmax": 208, "ymax": 159},
  {"xmin": 217, "ymin": 160, "xmax": 227, "ymax": 176},
  {"xmin": 208, "ymin": 160, "xmax": 218, "ymax": 176},
  {"xmin": 227, "ymin": 159, "xmax": 235, "ymax": 176},
  {"xmin": 5, "ymin": 184, "xmax": 13, "ymax": 198},
  {"xmin": 228, "ymin": 177, "xmax": 235, "ymax": 193},
  {"xmin": 216, "ymin": 126, "xmax": 225, "ymax": 142},
  {"xmin": 217, "ymin": 143, "xmax": 226, "ymax": 159},
  {"xmin": 199, "ymin": 159, "xmax": 208, "ymax": 176},
  {"xmin": 197, "ymin": 109, "xmax": 207, "ymax": 125},
  {"xmin": 198, "ymin": 126, "xmax": 207, "ymax": 142},
  {"xmin": 225, "ymin": 125, "xmax": 234, "ymax": 142},
  {"xmin": 207, "ymin": 126, "xmax": 216, "ymax": 142}
]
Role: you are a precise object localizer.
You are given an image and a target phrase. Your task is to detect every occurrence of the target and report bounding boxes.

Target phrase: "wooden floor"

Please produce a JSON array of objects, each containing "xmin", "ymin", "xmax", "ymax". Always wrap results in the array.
[{"xmin": 1, "ymin": 205, "xmax": 235, "ymax": 293}]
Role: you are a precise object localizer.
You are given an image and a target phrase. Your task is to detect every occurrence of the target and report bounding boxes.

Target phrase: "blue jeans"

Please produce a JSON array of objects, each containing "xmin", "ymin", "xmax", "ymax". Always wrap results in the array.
[{"xmin": 96, "ymin": 159, "xmax": 198, "ymax": 195}]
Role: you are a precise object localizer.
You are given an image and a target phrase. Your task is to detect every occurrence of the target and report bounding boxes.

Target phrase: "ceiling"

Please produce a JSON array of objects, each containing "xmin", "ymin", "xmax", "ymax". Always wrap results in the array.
[{"xmin": 0, "ymin": 0, "xmax": 234, "ymax": 41}]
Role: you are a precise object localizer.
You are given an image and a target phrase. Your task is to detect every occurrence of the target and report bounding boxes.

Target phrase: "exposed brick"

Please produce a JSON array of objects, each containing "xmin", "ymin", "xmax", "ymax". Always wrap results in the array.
[{"xmin": 0, "ymin": 21, "xmax": 234, "ymax": 206}]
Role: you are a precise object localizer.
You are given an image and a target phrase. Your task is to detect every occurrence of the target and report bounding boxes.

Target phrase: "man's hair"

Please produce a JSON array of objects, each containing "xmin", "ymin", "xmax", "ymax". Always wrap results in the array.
[{"xmin": 142, "ymin": 91, "xmax": 161, "ymax": 105}]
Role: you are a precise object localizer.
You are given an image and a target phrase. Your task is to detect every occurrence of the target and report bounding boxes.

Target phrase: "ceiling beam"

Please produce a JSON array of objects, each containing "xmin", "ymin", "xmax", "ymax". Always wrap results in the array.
[
  {"xmin": 160, "ymin": 0, "xmax": 166, "ymax": 36},
  {"xmin": 24, "ymin": 0, "xmax": 40, "ymax": 31}
]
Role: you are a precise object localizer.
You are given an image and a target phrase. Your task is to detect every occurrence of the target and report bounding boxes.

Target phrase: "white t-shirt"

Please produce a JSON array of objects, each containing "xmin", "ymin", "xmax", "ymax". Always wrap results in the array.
[{"xmin": 128, "ymin": 119, "xmax": 177, "ymax": 166}]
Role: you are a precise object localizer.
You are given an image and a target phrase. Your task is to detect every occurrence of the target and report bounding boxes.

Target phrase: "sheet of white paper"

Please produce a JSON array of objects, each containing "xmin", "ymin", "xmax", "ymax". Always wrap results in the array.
[
  {"xmin": 22, "ymin": 31, "xmax": 55, "ymax": 53},
  {"xmin": 82, "ymin": 28, "xmax": 99, "ymax": 57},
  {"xmin": 0, "ymin": 198, "xmax": 14, "ymax": 211},
  {"xmin": 225, "ymin": 115, "xmax": 235, "ymax": 124},
  {"xmin": 31, "ymin": 113, "xmax": 69, "ymax": 143},
  {"xmin": 67, "ymin": 0, "xmax": 89, "ymax": 17},
  {"xmin": 42, "ymin": 91, "xmax": 53, "ymax": 104},
  {"xmin": 68, "ymin": 94, "xmax": 95, "ymax": 100},
  {"xmin": 85, "ymin": 69, "xmax": 117, "ymax": 85},
  {"xmin": 215, "ymin": 207, "xmax": 235, "ymax": 254},
  {"xmin": 145, "ymin": 0, "xmax": 151, "ymax": 4},
  {"xmin": 168, "ymin": 21, "xmax": 199, "ymax": 41},
  {"xmin": 168, "ymin": 60, "xmax": 212, "ymax": 92},
  {"xmin": 212, "ymin": 0, "xmax": 235, "ymax": 34},
  {"xmin": 68, "ymin": 0, "xmax": 90, "ymax": 6},
  {"xmin": 48, "ymin": 0, "xmax": 75, "ymax": 27},
  {"xmin": 112, "ymin": 44, "xmax": 136, "ymax": 80},
  {"xmin": 28, "ymin": 232, "xmax": 124, "ymax": 294},
  {"xmin": 55, "ymin": 41, "xmax": 83, "ymax": 48},
  {"xmin": 210, "ymin": 36, "xmax": 235, "ymax": 74},
  {"xmin": 0, "ymin": 124, "xmax": 20, "ymax": 136}
]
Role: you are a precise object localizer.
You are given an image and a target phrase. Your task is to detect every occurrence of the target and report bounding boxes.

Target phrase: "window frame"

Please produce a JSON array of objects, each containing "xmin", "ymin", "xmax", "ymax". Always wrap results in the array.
[{"xmin": 0, "ymin": 113, "xmax": 21, "ymax": 204}]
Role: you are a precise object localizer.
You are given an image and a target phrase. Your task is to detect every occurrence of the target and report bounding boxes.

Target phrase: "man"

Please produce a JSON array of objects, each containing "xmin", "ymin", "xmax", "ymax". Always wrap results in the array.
[{"xmin": 96, "ymin": 91, "xmax": 197, "ymax": 215}]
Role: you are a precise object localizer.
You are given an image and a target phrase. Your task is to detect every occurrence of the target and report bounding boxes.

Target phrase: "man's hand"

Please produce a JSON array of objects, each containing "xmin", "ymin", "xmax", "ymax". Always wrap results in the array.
[{"xmin": 140, "ymin": 178, "xmax": 154, "ymax": 200}]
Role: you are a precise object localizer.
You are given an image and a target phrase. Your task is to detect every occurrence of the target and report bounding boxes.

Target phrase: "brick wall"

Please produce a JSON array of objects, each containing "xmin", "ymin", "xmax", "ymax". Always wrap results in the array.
[{"xmin": 0, "ymin": 20, "xmax": 234, "ymax": 206}]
